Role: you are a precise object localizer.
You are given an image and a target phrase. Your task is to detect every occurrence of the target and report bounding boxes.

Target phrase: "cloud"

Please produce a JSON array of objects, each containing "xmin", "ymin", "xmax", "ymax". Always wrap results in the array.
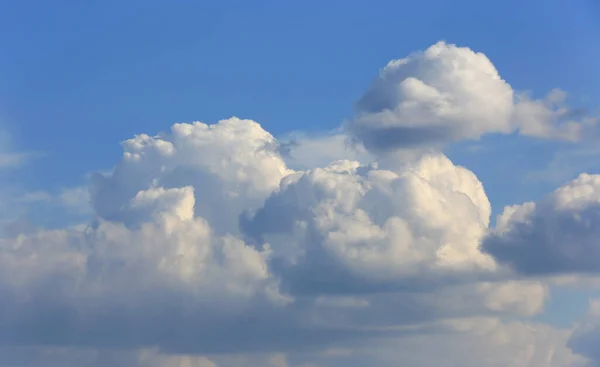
[
  {"xmin": 369, "ymin": 317, "xmax": 587, "ymax": 367},
  {"xmin": 278, "ymin": 131, "xmax": 373, "ymax": 170},
  {"xmin": 89, "ymin": 117, "xmax": 292, "ymax": 235},
  {"xmin": 4, "ymin": 41, "xmax": 600, "ymax": 366},
  {"xmin": 347, "ymin": 41, "xmax": 597, "ymax": 153},
  {"xmin": 0, "ymin": 184, "xmax": 296, "ymax": 354},
  {"xmin": 568, "ymin": 299, "xmax": 600, "ymax": 366},
  {"xmin": 514, "ymin": 89, "xmax": 598, "ymax": 142},
  {"xmin": 483, "ymin": 173, "xmax": 600, "ymax": 275},
  {"xmin": 0, "ymin": 116, "xmax": 567, "ymax": 366},
  {"xmin": 0, "ymin": 317, "xmax": 586, "ymax": 367},
  {"xmin": 348, "ymin": 41, "xmax": 514, "ymax": 152},
  {"xmin": 242, "ymin": 153, "xmax": 496, "ymax": 289}
]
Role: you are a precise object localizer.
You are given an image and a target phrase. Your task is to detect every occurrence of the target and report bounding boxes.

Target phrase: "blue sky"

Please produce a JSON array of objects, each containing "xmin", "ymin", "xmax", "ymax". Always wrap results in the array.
[{"xmin": 1, "ymin": 1, "xmax": 600, "ymax": 366}]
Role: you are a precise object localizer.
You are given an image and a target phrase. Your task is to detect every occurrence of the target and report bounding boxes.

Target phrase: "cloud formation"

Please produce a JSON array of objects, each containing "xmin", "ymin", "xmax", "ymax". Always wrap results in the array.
[
  {"xmin": 483, "ymin": 173, "xmax": 600, "ymax": 275},
  {"xmin": 3, "ymin": 41, "xmax": 600, "ymax": 366},
  {"xmin": 243, "ymin": 153, "xmax": 496, "ymax": 288},
  {"xmin": 348, "ymin": 41, "xmax": 597, "ymax": 153}
]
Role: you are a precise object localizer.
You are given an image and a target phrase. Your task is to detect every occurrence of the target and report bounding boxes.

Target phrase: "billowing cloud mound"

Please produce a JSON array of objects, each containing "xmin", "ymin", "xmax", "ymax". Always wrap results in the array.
[
  {"xmin": 243, "ymin": 153, "xmax": 496, "ymax": 288},
  {"xmin": 349, "ymin": 41, "xmax": 596, "ymax": 153},
  {"xmin": 350, "ymin": 41, "xmax": 514, "ymax": 151},
  {"xmin": 90, "ymin": 117, "xmax": 292, "ymax": 235},
  {"xmin": 483, "ymin": 173, "xmax": 600, "ymax": 275}
]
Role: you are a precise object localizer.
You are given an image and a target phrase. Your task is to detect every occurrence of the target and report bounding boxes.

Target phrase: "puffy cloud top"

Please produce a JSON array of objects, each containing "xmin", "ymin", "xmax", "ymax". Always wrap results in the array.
[
  {"xmin": 349, "ymin": 41, "xmax": 515, "ymax": 152},
  {"xmin": 90, "ymin": 117, "xmax": 292, "ymax": 234},
  {"xmin": 244, "ymin": 153, "xmax": 496, "ymax": 286},
  {"xmin": 349, "ymin": 41, "xmax": 597, "ymax": 153}
]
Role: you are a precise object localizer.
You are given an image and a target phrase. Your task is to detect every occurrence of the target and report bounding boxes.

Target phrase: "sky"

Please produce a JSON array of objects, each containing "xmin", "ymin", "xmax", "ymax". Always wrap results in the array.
[{"xmin": 1, "ymin": 0, "xmax": 600, "ymax": 366}]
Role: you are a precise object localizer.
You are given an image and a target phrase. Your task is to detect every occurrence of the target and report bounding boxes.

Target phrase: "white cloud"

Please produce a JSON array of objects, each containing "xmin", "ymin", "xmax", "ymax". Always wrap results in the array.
[
  {"xmin": 348, "ymin": 41, "xmax": 597, "ymax": 153},
  {"xmin": 514, "ymin": 89, "xmax": 598, "ymax": 142},
  {"xmin": 0, "ymin": 117, "xmax": 563, "ymax": 365},
  {"xmin": 244, "ymin": 153, "xmax": 496, "ymax": 283},
  {"xmin": 90, "ymin": 117, "xmax": 292, "ymax": 235},
  {"xmin": 350, "ymin": 41, "xmax": 514, "ymax": 152}
]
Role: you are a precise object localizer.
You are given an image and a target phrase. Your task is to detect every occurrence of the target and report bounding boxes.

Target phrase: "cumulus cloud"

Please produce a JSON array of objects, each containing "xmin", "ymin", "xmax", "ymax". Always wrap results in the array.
[
  {"xmin": 5, "ymin": 40, "xmax": 600, "ymax": 366},
  {"xmin": 90, "ymin": 117, "xmax": 292, "ymax": 235},
  {"xmin": 0, "ymin": 116, "xmax": 566, "ymax": 366},
  {"xmin": 349, "ymin": 41, "xmax": 515, "ymax": 152},
  {"xmin": 243, "ymin": 153, "xmax": 496, "ymax": 288},
  {"xmin": 483, "ymin": 173, "xmax": 600, "ymax": 275},
  {"xmin": 348, "ymin": 41, "xmax": 597, "ymax": 153}
]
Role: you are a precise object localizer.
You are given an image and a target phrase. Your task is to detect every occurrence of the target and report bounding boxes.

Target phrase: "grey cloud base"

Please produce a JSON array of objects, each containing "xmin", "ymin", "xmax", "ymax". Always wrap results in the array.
[{"xmin": 483, "ymin": 173, "xmax": 600, "ymax": 275}]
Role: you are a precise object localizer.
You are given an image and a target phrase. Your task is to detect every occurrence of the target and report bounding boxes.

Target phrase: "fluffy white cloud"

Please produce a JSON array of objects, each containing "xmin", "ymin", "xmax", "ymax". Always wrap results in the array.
[
  {"xmin": 349, "ymin": 41, "xmax": 514, "ymax": 152},
  {"xmin": 483, "ymin": 173, "xmax": 600, "ymax": 275},
  {"xmin": 0, "ymin": 117, "xmax": 564, "ymax": 366},
  {"xmin": 348, "ymin": 41, "xmax": 596, "ymax": 153},
  {"xmin": 90, "ymin": 117, "xmax": 292, "ymax": 235},
  {"xmin": 244, "ymin": 153, "xmax": 496, "ymax": 284}
]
